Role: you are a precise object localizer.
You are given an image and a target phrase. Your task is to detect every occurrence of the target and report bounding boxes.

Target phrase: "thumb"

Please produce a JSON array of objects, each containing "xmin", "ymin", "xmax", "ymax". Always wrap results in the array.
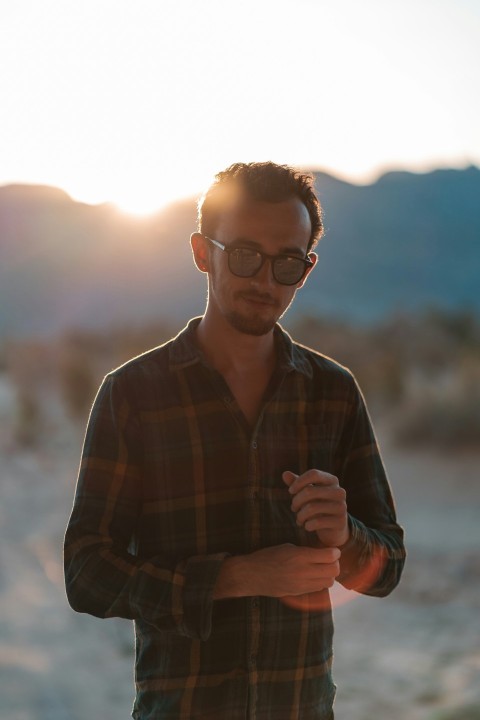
[{"xmin": 282, "ymin": 470, "xmax": 298, "ymax": 487}]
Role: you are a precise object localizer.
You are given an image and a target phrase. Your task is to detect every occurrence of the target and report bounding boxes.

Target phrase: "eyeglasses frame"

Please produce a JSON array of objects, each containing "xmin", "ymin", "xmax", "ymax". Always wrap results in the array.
[{"xmin": 202, "ymin": 235, "xmax": 316, "ymax": 286}]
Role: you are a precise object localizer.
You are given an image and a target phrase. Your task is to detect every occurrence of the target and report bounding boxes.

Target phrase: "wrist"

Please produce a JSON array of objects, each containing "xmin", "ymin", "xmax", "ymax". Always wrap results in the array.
[{"xmin": 213, "ymin": 555, "xmax": 253, "ymax": 600}]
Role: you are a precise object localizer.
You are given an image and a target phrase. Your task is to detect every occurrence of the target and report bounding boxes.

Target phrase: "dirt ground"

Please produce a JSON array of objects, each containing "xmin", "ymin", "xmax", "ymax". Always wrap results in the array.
[{"xmin": 1, "ymin": 378, "xmax": 479, "ymax": 720}]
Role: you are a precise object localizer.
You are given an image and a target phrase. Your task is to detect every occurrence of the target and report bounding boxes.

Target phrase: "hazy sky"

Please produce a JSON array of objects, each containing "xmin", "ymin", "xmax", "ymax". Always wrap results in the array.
[{"xmin": 1, "ymin": 0, "xmax": 478, "ymax": 213}]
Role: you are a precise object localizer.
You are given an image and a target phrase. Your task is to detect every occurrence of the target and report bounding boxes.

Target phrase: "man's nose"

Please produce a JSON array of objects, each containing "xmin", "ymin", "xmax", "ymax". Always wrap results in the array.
[{"xmin": 251, "ymin": 257, "xmax": 276, "ymax": 287}]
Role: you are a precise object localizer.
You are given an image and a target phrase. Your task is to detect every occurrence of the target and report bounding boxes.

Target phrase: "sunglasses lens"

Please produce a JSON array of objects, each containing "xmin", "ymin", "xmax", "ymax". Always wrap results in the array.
[
  {"xmin": 226, "ymin": 245, "xmax": 309, "ymax": 285},
  {"xmin": 229, "ymin": 248, "xmax": 262, "ymax": 277},
  {"xmin": 273, "ymin": 257, "xmax": 306, "ymax": 285}
]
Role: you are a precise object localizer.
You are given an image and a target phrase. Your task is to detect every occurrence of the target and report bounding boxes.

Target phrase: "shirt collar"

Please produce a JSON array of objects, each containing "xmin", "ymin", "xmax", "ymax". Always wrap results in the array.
[{"xmin": 168, "ymin": 316, "xmax": 312, "ymax": 378}]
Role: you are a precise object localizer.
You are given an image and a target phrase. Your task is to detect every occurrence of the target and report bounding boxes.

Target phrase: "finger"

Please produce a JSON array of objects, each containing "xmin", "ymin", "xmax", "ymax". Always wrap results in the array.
[
  {"xmin": 303, "ymin": 515, "xmax": 345, "ymax": 533},
  {"xmin": 287, "ymin": 469, "xmax": 338, "ymax": 495},
  {"xmin": 291, "ymin": 486, "xmax": 346, "ymax": 513},
  {"xmin": 309, "ymin": 561, "xmax": 341, "ymax": 581},
  {"xmin": 303, "ymin": 546, "xmax": 341, "ymax": 563},
  {"xmin": 295, "ymin": 501, "xmax": 347, "ymax": 532},
  {"xmin": 282, "ymin": 470, "xmax": 298, "ymax": 487},
  {"xmin": 295, "ymin": 501, "xmax": 343, "ymax": 524}
]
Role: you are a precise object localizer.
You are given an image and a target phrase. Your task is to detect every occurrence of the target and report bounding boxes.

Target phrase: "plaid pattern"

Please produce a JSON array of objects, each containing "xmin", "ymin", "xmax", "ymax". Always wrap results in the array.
[{"xmin": 64, "ymin": 318, "xmax": 405, "ymax": 719}]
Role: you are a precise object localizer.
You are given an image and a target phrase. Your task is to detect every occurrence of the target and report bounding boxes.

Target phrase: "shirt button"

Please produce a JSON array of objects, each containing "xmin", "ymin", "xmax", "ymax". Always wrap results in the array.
[
  {"xmin": 252, "ymin": 597, "xmax": 259, "ymax": 609},
  {"xmin": 252, "ymin": 441, "xmax": 258, "ymax": 450}
]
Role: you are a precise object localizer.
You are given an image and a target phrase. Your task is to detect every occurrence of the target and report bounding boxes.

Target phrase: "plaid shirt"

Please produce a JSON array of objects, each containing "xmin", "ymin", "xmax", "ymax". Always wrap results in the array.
[{"xmin": 64, "ymin": 318, "xmax": 405, "ymax": 720}]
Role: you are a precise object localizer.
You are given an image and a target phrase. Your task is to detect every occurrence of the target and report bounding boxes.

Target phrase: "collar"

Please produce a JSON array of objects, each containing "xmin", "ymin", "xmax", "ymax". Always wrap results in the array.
[{"xmin": 168, "ymin": 316, "xmax": 313, "ymax": 378}]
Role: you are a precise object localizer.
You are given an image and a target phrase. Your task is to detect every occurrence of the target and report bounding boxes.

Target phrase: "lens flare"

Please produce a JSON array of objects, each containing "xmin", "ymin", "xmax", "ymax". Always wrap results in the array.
[{"xmin": 281, "ymin": 544, "xmax": 388, "ymax": 612}]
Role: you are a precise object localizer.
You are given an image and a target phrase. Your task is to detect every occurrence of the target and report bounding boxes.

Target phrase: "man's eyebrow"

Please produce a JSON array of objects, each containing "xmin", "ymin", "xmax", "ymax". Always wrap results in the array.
[{"xmin": 232, "ymin": 237, "xmax": 306, "ymax": 255}]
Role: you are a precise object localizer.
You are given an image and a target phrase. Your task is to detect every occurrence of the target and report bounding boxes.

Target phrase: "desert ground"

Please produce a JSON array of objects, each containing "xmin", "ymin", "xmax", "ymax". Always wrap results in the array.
[{"xmin": 1, "ymin": 374, "xmax": 479, "ymax": 720}]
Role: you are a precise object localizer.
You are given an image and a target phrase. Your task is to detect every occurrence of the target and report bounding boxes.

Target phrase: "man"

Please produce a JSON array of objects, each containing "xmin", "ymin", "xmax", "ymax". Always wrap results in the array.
[{"xmin": 64, "ymin": 161, "xmax": 405, "ymax": 719}]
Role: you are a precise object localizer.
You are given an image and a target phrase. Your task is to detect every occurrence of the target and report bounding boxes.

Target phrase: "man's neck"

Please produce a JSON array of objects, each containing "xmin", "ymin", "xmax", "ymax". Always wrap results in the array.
[{"xmin": 195, "ymin": 312, "xmax": 276, "ymax": 376}]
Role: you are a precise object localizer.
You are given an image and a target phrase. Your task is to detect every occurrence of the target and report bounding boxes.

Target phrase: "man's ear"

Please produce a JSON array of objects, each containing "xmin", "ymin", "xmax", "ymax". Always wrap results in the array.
[
  {"xmin": 190, "ymin": 233, "xmax": 210, "ymax": 274},
  {"xmin": 297, "ymin": 252, "xmax": 317, "ymax": 289}
]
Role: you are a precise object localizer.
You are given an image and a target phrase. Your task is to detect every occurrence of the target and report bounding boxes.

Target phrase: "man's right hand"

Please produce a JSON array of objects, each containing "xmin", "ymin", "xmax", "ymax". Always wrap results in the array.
[{"xmin": 213, "ymin": 544, "xmax": 340, "ymax": 600}]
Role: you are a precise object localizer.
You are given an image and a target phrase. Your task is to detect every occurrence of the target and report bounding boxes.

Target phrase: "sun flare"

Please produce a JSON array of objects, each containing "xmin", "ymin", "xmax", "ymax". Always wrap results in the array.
[
  {"xmin": 1, "ymin": 0, "xmax": 478, "ymax": 210},
  {"xmin": 66, "ymin": 167, "xmax": 214, "ymax": 217}
]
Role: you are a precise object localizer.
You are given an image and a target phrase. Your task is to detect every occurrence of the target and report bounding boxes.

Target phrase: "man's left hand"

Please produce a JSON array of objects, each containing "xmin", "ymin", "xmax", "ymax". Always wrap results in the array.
[{"xmin": 282, "ymin": 469, "xmax": 350, "ymax": 548}]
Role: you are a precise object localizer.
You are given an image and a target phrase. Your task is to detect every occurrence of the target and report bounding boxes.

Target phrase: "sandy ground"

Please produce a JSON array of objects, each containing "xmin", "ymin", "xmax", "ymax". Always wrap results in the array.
[{"xmin": 1, "ymin": 376, "xmax": 479, "ymax": 720}]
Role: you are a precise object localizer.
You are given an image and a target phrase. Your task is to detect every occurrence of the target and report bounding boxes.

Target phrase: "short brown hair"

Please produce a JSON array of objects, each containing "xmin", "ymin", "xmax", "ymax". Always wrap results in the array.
[{"xmin": 197, "ymin": 162, "xmax": 324, "ymax": 251}]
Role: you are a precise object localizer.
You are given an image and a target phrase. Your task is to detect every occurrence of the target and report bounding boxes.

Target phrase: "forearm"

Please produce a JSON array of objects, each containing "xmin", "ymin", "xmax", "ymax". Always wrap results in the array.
[
  {"xmin": 64, "ymin": 522, "xmax": 228, "ymax": 640},
  {"xmin": 212, "ymin": 555, "xmax": 253, "ymax": 599},
  {"xmin": 212, "ymin": 544, "xmax": 341, "ymax": 600}
]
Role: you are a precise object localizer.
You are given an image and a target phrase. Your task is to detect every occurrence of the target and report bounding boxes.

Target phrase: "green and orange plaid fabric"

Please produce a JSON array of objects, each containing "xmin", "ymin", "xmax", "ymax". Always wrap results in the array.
[{"xmin": 64, "ymin": 318, "xmax": 405, "ymax": 719}]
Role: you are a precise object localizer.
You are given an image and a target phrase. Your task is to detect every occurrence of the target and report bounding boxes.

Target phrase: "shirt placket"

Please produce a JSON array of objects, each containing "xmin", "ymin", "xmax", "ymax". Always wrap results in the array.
[
  {"xmin": 246, "ymin": 422, "xmax": 262, "ymax": 720},
  {"xmin": 211, "ymin": 365, "xmax": 289, "ymax": 720}
]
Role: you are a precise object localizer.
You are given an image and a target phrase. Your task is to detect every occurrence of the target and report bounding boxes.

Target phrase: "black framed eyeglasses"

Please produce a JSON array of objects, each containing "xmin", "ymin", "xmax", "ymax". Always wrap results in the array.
[{"xmin": 204, "ymin": 236, "xmax": 316, "ymax": 286}]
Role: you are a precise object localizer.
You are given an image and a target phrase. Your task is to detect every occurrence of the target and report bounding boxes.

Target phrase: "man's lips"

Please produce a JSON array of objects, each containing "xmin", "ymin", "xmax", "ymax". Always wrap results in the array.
[{"xmin": 238, "ymin": 292, "xmax": 277, "ymax": 307}]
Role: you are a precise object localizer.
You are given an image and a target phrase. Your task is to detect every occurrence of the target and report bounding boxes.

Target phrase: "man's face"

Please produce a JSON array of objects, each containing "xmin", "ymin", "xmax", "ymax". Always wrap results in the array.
[{"xmin": 206, "ymin": 193, "xmax": 314, "ymax": 336}]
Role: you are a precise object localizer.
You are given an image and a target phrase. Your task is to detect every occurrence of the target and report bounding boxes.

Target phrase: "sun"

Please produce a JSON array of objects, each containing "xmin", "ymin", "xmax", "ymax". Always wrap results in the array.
[
  {"xmin": 104, "ymin": 164, "xmax": 219, "ymax": 216},
  {"xmin": 109, "ymin": 183, "xmax": 190, "ymax": 217},
  {"xmin": 65, "ymin": 168, "xmax": 208, "ymax": 217}
]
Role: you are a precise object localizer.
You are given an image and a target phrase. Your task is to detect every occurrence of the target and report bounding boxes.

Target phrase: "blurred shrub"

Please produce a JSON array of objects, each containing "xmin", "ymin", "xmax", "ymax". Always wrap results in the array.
[
  {"xmin": 3, "ymin": 322, "xmax": 174, "ymax": 436},
  {"xmin": 14, "ymin": 386, "xmax": 42, "ymax": 447},
  {"xmin": 290, "ymin": 313, "xmax": 407, "ymax": 408},
  {"xmin": 394, "ymin": 357, "xmax": 480, "ymax": 449},
  {"xmin": 57, "ymin": 321, "xmax": 174, "ymax": 423},
  {"xmin": 290, "ymin": 308, "xmax": 480, "ymax": 450},
  {"xmin": 4, "ymin": 340, "xmax": 54, "ymax": 447},
  {"xmin": 3, "ymin": 309, "xmax": 479, "ymax": 451},
  {"xmin": 434, "ymin": 705, "xmax": 480, "ymax": 720},
  {"xmin": 0, "ymin": 342, "xmax": 7, "ymax": 373},
  {"xmin": 59, "ymin": 347, "xmax": 97, "ymax": 423}
]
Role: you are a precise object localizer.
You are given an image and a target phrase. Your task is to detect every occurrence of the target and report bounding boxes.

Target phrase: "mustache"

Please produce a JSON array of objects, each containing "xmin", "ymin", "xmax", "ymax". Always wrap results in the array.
[{"xmin": 237, "ymin": 291, "xmax": 277, "ymax": 305}]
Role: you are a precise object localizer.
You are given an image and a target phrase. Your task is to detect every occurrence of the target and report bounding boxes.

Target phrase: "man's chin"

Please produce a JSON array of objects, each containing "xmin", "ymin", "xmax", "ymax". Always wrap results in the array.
[{"xmin": 225, "ymin": 311, "xmax": 277, "ymax": 336}]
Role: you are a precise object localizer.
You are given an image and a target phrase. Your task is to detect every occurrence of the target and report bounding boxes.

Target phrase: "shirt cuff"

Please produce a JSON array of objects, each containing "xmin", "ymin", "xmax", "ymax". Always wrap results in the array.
[
  {"xmin": 180, "ymin": 553, "xmax": 230, "ymax": 641},
  {"xmin": 336, "ymin": 515, "xmax": 372, "ymax": 588}
]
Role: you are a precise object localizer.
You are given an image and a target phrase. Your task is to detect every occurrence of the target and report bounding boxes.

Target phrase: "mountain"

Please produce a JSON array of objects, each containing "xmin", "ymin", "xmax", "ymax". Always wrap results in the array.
[
  {"xmin": 1, "ymin": 166, "xmax": 479, "ymax": 338},
  {"xmin": 299, "ymin": 166, "xmax": 480, "ymax": 322}
]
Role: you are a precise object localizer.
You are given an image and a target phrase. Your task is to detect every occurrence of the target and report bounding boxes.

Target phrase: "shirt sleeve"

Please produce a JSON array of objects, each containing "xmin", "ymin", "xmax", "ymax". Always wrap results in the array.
[
  {"xmin": 63, "ymin": 373, "xmax": 228, "ymax": 641},
  {"xmin": 335, "ymin": 376, "xmax": 406, "ymax": 596}
]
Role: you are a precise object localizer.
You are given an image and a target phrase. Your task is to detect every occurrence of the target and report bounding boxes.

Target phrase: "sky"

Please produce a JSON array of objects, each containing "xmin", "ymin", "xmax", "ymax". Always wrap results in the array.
[{"xmin": 1, "ymin": 0, "xmax": 479, "ymax": 214}]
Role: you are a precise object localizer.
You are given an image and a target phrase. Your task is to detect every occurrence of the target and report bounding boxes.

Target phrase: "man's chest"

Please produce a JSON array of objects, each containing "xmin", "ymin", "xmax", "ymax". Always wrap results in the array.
[{"xmin": 134, "ymin": 381, "xmax": 345, "ymax": 556}]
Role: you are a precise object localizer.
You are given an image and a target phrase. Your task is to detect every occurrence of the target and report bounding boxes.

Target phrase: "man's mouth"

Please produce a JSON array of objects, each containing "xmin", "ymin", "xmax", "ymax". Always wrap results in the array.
[{"xmin": 238, "ymin": 292, "xmax": 277, "ymax": 307}]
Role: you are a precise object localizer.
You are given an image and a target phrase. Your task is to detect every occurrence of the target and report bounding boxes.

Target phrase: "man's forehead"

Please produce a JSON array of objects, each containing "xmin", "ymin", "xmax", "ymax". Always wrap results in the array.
[{"xmin": 215, "ymin": 193, "xmax": 311, "ymax": 247}]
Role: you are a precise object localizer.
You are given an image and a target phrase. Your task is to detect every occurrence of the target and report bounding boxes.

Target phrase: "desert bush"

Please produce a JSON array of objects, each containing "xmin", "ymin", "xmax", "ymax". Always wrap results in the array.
[
  {"xmin": 433, "ymin": 704, "xmax": 480, "ymax": 720},
  {"xmin": 3, "ymin": 340, "xmax": 56, "ymax": 446},
  {"xmin": 56, "ymin": 321, "xmax": 175, "ymax": 421},
  {"xmin": 0, "ymin": 342, "xmax": 7, "ymax": 373},
  {"xmin": 290, "ymin": 314, "xmax": 406, "ymax": 408},
  {"xmin": 391, "ymin": 357, "xmax": 480, "ymax": 449},
  {"xmin": 291, "ymin": 308, "xmax": 480, "ymax": 449},
  {"xmin": 14, "ymin": 386, "xmax": 42, "ymax": 447},
  {"xmin": 4, "ymin": 309, "xmax": 478, "ymax": 450},
  {"xmin": 59, "ymin": 348, "xmax": 98, "ymax": 423}
]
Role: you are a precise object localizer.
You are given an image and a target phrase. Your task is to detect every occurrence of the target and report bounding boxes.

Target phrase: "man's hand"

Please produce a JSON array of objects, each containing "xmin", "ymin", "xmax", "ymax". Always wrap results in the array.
[
  {"xmin": 213, "ymin": 544, "xmax": 340, "ymax": 600},
  {"xmin": 283, "ymin": 469, "xmax": 350, "ymax": 548}
]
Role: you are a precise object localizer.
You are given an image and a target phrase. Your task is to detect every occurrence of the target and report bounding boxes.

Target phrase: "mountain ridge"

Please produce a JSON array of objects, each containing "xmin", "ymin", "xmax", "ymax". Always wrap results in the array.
[{"xmin": 1, "ymin": 166, "xmax": 479, "ymax": 338}]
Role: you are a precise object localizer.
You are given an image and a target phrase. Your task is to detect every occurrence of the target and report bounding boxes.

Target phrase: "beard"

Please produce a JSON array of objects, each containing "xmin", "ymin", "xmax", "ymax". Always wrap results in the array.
[
  {"xmin": 224, "ymin": 308, "xmax": 277, "ymax": 336},
  {"xmin": 223, "ymin": 290, "xmax": 290, "ymax": 336},
  {"xmin": 208, "ymin": 263, "xmax": 294, "ymax": 336}
]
